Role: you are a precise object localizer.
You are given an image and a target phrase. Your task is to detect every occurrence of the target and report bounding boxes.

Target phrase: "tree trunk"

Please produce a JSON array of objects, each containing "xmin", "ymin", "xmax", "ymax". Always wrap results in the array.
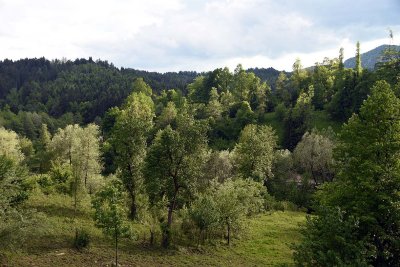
[
  {"xmin": 162, "ymin": 196, "xmax": 176, "ymax": 248},
  {"xmin": 130, "ymin": 198, "xmax": 137, "ymax": 220},
  {"xmin": 162, "ymin": 204, "xmax": 173, "ymax": 248},
  {"xmin": 150, "ymin": 230, "xmax": 154, "ymax": 246},
  {"xmin": 227, "ymin": 223, "xmax": 231, "ymax": 246},
  {"xmin": 128, "ymin": 189, "xmax": 137, "ymax": 219},
  {"xmin": 115, "ymin": 230, "xmax": 118, "ymax": 267}
]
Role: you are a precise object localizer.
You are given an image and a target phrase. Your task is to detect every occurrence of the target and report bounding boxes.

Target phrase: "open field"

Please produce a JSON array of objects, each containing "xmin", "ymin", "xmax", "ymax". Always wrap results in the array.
[{"xmin": 1, "ymin": 192, "xmax": 305, "ymax": 266}]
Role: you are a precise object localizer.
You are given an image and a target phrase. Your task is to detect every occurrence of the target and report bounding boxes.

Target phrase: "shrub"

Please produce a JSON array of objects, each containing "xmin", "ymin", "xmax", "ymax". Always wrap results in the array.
[{"xmin": 74, "ymin": 229, "xmax": 90, "ymax": 250}]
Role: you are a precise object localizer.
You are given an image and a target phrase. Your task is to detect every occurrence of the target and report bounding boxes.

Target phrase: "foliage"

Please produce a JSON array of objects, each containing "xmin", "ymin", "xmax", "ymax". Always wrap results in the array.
[
  {"xmin": 73, "ymin": 228, "xmax": 90, "ymax": 250},
  {"xmin": 186, "ymin": 178, "xmax": 266, "ymax": 245},
  {"xmin": 2, "ymin": 44, "xmax": 400, "ymax": 264},
  {"xmin": 110, "ymin": 90, "xmax": 154, "ymax": 219},
  {"xmin": 295, "ymin": 80, "xmax": 400, "ymax": 265},
  {"xmin": 49, "ymin": 124, "xmax": 102, "ymax": 217},
  {"xmin": 92, "ymin": 181, "xmax": 131, "ymax": 266},
  {"xmin": 233, "ymin": 124, "xmax": 277, "ymax": 182},
  {"xmin": 293, "ymin": 207, "xmax": 368, "ymax": 267},
  {"xmin": 293, "ymin": 129, "xmax": 335, "ymax": 186},
  {"xmin": 0, "ymin": 127, "xmax": 25, "ymax": 163},
  {"xmin": 283, "ymin": 87, "xmax": 314, "ymax": 150},
  {"xmin": 203, "ymin": 150, "xmax": 234, "ymax": 183},
  {"xmin": 144, "ymin": 112, "xmax": 208, "ymax": 247},
  {"xmin": 188, "ymin": 193, "xmax": 219, "ymax": 244}
]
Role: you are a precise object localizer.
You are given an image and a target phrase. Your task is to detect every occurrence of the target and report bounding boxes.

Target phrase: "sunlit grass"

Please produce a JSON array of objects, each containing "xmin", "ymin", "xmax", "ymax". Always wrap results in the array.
[{"xmin": 2, "ymin": 190, "xmax": 306, "ymax": 266}]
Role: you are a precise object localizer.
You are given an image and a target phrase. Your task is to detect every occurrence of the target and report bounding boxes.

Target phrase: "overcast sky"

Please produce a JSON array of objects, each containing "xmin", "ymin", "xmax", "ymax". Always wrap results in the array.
[{"xmin": 0, "ymin": 0, "xmax": 399, "ymax": 72}]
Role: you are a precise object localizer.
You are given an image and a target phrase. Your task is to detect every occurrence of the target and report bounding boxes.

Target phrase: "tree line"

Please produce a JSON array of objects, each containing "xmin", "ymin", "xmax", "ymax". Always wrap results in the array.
[{"xmin": 1, "ymin": 42, "xmax": 399, "ymax": 266}]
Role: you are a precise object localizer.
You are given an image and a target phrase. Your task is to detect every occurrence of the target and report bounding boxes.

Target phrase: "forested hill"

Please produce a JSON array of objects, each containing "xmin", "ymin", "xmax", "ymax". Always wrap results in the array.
[
  {"xmin": 0, "ymin": 58, "xmax": 197, "ymax": 122},
  {"xmin": 344, "ymin": 44, "xmax": 400, "ymax": 70},
  {"xmin": 0, "ymin": 58, "xmax": 281, "ymax": 127},
  {"xmin": 247, "ymin": 67, "xmax": 284, "ymax": 90}
]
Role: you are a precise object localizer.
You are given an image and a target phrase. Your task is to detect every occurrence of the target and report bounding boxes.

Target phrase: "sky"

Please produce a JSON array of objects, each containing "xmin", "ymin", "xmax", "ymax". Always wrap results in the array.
[{"xmin": 0, "ymin": 0, "xmax": 399, "ymax": 72}]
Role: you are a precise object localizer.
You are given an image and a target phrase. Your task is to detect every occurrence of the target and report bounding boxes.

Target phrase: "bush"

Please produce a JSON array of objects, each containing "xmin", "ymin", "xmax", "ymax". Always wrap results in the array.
[
  {"xmin": 74, "ymin": 229, "xmax": 90, "ymax": 250},
  {"xmin": 293, "ymin": 206, "xmax": 368, "ymax": 266},
  {"xmin": 274, "ymin": 102, "xmax": 287, "ymax": 121}
]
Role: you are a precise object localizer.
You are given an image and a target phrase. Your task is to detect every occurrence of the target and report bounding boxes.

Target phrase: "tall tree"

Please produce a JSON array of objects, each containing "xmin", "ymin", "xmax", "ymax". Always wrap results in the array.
[
  {"xmin": 0, "ymin": 127, "xmax": 24, "ymax": 163},
  {"xmin": 144, "ymin": 113, "xmax": 208, "ymax": 247},
  {"xmin": 50, "ymin": 124, "xmax": 102, "ymax": 213},
  {"xmin": 283, "ymin": 87, "xmax": 314, "ymax": 150},
  {"xmin": 338, "ymin": 47, "xmax": 344, "ymax": 71},
  {"xmin": 77, "ymin": 124, "xmax": 102, "ymax": 189},
  {"xmin": 233, "ymin": 124, "xmax": 277, "ymax": 182},
  {"xmin": 293, "ymin": 130, "xmax": 335, "ymax": 186},
  {"xmin": 111, "ymin": 91, "xmax": 154, "ymax": 219},
  {"xmin": 295, "ymin": 80, "xmax": 400, "ymax": 265},
  {"xmin": 355, "ymin": 41, "xmax": 362, "ymax": 77},
  {"xmin": 34, "ymin": 123, "xmax": 52, "ymax": 173},
  {"xmin": 275, "ymin": 72, "xmax": 291, "ymax": 106},
  {"xmin": 92, "ymin": 181, "xmax": 131, "ymax": 267}
]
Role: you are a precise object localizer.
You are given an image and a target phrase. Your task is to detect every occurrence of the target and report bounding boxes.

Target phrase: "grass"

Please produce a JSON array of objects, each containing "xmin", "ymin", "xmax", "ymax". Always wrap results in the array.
[
  {"xmin": 262, "ymin": 112, "xmax": 285, "ymax": 145},
  {"xmin": 310, "ymin": 110, "xmax": 342, "ymax": 133},
  {"xmin": 263, "ymin": 110, "xmax": 343, "ymax": 146},
  {"xmin": 1, "ymin": 191, "xmax": 306, "ymax": 266}
]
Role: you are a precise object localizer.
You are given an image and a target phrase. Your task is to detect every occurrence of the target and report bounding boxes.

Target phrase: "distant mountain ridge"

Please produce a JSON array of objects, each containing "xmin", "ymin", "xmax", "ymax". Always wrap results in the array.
[{"xmin": 344, "ymin": 44, "xmax": 400, "ymax": 70}]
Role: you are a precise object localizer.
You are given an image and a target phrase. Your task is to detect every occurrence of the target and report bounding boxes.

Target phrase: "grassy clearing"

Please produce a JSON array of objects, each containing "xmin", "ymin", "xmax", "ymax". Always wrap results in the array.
[
  {"xmin": 310, "ymin": 110, "xmax": 342, "ymax": 133},
  {"xmin": 263, "ymin": 110, "xmax": 342, "ymax": 146},
  {"xmin": 1, "ymin": 191, "xmax": 305, "ymax": 266},
  {"xmin": 262, "ymin": 112, "xmax": 285, "ymax": 145}
]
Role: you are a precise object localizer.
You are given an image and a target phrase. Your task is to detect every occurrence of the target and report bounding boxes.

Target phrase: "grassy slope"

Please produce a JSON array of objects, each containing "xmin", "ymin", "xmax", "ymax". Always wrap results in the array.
[
  {"xmin": 263, "ymin": 110, "xmax": 342, "ymax": 146},
  {"xmin": 2, "ymin": 191, "xmax": 305, "ymax": 266}
]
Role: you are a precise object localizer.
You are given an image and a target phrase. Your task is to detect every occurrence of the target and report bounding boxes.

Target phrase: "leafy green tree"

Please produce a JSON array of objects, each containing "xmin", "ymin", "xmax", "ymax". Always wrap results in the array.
[
  {"xmin": 156, "ymin": 101, "xmax": 177, "ymax": 129},
  {"xmin": 327, "ymin": 68, "xmax": 357, "ymax": 121},
  {"xmin": 0, "ymin": 129, "xmax": 39, "ymax": 249},
  {"xmin": 222, "ymin": 101, "xmax": 256, "ymax": 141},
  {"xmin": 275, "ymin": 72, "xmax": 291, "ymax": 106},
  {"xmin": 295, "ymin": 80, "xmax": 400, "ymax": 265},
  {"xmin": 203, "ymin": 150, "xmax": 234, "ymax": 183},
  {"xmin": 338, "ymin": 47, "xmax": 344, "ymax": 71},
  {"xmin": 266, "ymin": 149, "xmax": 297, "ymax": 203},
  {"xmin": 111, "ymin": 92, "xmax": 154, "ymax": 219},
  {"xmin": 50, "ymin": 124, "xmax": 102, "ymax": 213},
  {"xmin": 283, "ymin": 87, "xmax": 314, "ymax": 150},
  {"xmin": 214, "ymin": 179, "xmax": 264, "ymax": 245},
  {"xmin": 311, "ymin": 60, "xmax": 336, "ymax": 110},
  {"xmin": 0, "ymin": 128, "xmax": 28, "ymax": 208},
  {"xmin": 0, "ymin": 127, "xmax": 25, "ymax": 163},
  {"xmin": 375, "ymin": 41, "xmax": 400, "ymax": 89},
  {"xmin": 291, "ymin": 58, "xmax": 309, "ymax": 97},
  {"xmin": 188, "ymin": 76, "xmax": 208, "ymax": 103},
  {"xmin": 205, "ymin": 88, "xmax": 223, "ymax": 120},
  {"xmin": 32, "ymin": 124, "xmax": 52, "ymax": 173},
  {"xmin": 355, "ymin": 41, "xmax": 362, "ymax": 77},
  {"xmin": 144, "ymin": 113, "xmax": 208, "ymax": 247},
  {"xmin": 188, "ymin": 193, "xmax": 219, "ymax": 244},
  {"xmin": 132, "ymin": 77, "xmax": 153, "ymax": 97},
  {"xmin": 233, "ymin": 124, "xmax": 277, "ymax": 182},
  {"xmin": 293, "ymin": 129, "xmax": 335, "ymax": 186},
  {"xmin": 232, "ymin": 64, "xmax": 252, "ymax": 102},
  {"xmin": 294, "ymin": 207, "xmax": 368, "ymax": 266},
  {"xmin": 92, "ymin": 181, "xmax": 131, "ymax": 267}
]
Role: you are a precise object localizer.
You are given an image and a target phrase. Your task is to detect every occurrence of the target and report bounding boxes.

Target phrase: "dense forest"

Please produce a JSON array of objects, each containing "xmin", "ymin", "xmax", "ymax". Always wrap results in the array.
[{"xmin": 1, "ymin": 42, "xmax": 400, "ymax": 266}]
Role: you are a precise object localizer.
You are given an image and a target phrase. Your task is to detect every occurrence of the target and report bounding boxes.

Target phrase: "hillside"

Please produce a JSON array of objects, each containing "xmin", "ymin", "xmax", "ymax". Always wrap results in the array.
[
  {"xmin": 344, "ymin": 44, "xmax": 400, "ymax": 70},
  {"xmin": 0, "ymin": 58, "xmax": 281, "ymax": 124},
  {"xmin": 0, "ymin": 191, "xmax": 305, "ymax": 266}
]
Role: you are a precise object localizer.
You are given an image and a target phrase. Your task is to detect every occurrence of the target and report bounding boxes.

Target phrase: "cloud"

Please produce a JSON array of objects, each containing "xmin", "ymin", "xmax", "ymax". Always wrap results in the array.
[{"xmin": 0, "ymin": 0, "xmax": 399, "ymax": 71}]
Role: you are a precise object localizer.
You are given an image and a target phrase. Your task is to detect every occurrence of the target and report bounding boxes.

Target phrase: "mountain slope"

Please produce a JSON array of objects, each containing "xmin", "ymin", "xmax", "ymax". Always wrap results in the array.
[{"xmin": 344, "ymin": 44, "xmax": 400, "ymax": 70}]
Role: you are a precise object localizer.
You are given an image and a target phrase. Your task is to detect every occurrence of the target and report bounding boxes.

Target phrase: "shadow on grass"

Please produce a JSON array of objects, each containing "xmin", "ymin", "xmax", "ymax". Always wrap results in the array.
[{"xmin": 28, "ymin": 204, "xmax": 90, "ymax": 220}]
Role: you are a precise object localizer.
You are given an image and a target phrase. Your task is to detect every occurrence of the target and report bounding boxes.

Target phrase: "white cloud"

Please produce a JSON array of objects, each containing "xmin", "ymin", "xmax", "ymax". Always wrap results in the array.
[{"xmin": 0, "ymin": 0, "xmax": 399, "ymax": 71}]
